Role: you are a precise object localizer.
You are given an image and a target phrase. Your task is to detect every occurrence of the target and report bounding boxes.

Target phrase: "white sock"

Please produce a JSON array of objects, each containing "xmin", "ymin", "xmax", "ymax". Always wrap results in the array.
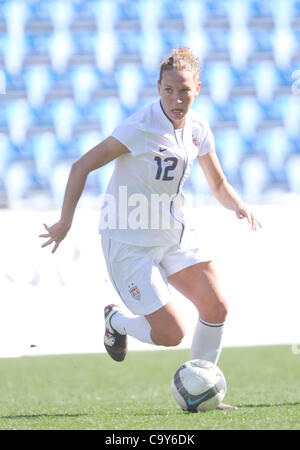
[
  {"xmin": 111, "ymin": 311, "xmax": 154, "ymax": 345},
  {"xmin": 190, "ymin": 318, "xmax": 225, "ymax": 364}
]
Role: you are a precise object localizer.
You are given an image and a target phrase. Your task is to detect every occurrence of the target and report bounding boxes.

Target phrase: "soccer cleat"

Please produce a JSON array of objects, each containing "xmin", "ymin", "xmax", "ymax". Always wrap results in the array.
[
  {"xmin": 104, "ymin": 304, "xmax": 128, "ymax": 362},
  {"xmin": 216, "ymin": 402, "xmax": 238, "ymax": 411}
]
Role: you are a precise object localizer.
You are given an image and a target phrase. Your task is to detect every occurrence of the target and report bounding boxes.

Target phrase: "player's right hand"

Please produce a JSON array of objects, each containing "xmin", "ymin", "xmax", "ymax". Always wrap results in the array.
[{"xmin": 39, "ymin": 221, "xmax": 70, "ymax": 253}]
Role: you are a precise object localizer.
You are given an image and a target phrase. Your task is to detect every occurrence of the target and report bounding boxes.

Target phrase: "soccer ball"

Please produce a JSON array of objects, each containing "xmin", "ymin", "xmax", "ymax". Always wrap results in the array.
[{"xmin": 171, "ymin": 359, "xmax": 226, "ymax": 412}]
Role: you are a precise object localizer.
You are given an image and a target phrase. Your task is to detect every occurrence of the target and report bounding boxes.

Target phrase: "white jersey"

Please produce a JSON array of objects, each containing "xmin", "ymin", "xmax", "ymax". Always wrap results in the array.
[{"xmin": 99, "ymin": 100, "xmax": 215, "ymax": 247}]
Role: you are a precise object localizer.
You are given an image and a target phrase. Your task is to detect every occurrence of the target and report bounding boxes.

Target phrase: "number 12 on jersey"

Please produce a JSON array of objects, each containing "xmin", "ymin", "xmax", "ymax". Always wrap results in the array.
[{"xmin": 154, "ymin": 156, "xmax": 178, "ymax": 181}]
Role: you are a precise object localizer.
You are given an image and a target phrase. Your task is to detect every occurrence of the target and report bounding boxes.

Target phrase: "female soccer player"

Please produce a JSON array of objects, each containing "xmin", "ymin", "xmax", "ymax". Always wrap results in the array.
[{"xmin": 40, "ymin": 48, "xmax": 261, "ymax": 410}]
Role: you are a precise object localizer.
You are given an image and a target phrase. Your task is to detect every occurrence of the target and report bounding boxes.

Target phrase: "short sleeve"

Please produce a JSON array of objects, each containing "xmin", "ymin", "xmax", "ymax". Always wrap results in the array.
[
  {"xmin": 111, "ymin": 123, "xmax": 146, "ymax": 156},
  {"xmin": 198, "ymin": 126, "xmax": 215, "ymax": 156}
]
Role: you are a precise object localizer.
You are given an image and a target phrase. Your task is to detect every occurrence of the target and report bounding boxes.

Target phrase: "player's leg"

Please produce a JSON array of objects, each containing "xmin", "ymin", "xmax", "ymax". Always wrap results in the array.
[
  {"xmin": 168, "ymin": 261, "xmax": 228, "ymax": 365},
  {"xmin": 102, "ymin": 237, "xmax": 185, "ymax": 361}
]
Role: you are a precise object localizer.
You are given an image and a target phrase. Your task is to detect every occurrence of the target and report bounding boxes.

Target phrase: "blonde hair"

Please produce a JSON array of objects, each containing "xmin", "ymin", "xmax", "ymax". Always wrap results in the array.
[{"xmin": 159, "ymin": 48, "xmax": 201, "ymax": 83}]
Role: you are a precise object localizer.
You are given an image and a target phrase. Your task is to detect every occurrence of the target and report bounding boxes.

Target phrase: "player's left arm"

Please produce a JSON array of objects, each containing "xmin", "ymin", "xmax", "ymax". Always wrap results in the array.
[{"xmin": 197, "ymin": 148, "xmax": 262, "ymax": 230}]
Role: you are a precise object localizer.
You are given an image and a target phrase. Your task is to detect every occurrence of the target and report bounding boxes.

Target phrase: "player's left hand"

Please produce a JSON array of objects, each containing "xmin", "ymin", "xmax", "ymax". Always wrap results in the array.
[{"xmin": 235, "ymin": 204, "xmax": 262, "ymax": 230}]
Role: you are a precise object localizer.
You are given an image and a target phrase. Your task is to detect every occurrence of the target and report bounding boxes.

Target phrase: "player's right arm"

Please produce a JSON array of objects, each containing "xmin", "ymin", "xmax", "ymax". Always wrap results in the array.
[{"xmin": 39, "ymin": 136, "xmax": 129, "ymax": 253}]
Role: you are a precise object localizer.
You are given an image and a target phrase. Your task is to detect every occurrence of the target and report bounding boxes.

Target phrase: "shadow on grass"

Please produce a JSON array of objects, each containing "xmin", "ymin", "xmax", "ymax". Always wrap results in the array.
[
  {"xmin": 0, "ymin": 413, "xmax": 88, "ymax": 420},
  {"xmin": 237, "ymin": 401, "xmax": 300, "ymax": 409}
]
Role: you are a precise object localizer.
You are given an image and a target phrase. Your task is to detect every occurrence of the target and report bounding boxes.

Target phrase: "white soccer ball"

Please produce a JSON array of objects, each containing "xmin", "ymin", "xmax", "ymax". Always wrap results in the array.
[{"xmin": 171, "ymin": 359, "xmax": 226, "ymax": 412}]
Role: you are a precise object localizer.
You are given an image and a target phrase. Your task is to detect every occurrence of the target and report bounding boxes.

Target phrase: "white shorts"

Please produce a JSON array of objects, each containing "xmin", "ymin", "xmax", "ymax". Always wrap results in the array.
[{"xmin": 101, "ymin": 236, "xmax": 212, "ymax": 316}]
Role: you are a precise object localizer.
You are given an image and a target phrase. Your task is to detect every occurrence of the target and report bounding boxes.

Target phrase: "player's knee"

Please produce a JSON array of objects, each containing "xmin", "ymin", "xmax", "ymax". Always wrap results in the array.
[{"xmin": 153, "ymin": 326, "xmax": 185, "ymax": 347}]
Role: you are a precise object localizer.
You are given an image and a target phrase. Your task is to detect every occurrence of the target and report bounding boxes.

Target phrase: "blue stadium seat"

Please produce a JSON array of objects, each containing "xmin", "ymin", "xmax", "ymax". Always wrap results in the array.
[
  {"xmin": 69, "ymin": 64, "xmax": 100, "ymax": 106},
  {"xmin": 223, "ymin": 0, "xmax": 253, "ymax": 26},
  {"xmin": 228, "ymin": 26, "xmax": 254, "ymax": 70},
  {"xmin": 203, "ymin": 62, "xmax": 234, "ymax": 105},
  {"xmin": 137, "ymin": 0, "xmax": 164, "ymax": 29},
  {"xmin": 30, "ymin": 132, "xmax": 62, "ymax": 182},
  {"xmin": 255, "ymin": 127, "xmax": 291, "ymax": 182},
  {"xmin": 93, "ymin": 29, "xmax": 120, "ymax": 73},
  {"xmin": 49, "ymin": 160, "xmax": 73, "ymax": 206},
  {"xmin": 89, "ymin": 98, "xmax": 125, "ymax": 138},
  {"xmin": 48, "ymin": 30, "xmax": 75, "ymax": 73},
  {"xmin": 214, "ymin": 128, "xmax": 245, "ymax": 184},
  {"xmin": 0, "ymin": 133, "xmax": 13, "ymax": 177},
  {"xmin": 251, "ymin": 62, "xmax": 280, "ymax": 103},
  {"xmin": 46, "ymin": 0, "xmax": 75, "ymax": 29},
  {"xmin": 271, "ymin": 26, "xmax": 297, "ymax": 69},
  {"xmin": 138, "ymin": 30, "xmax": 164, "ymax": 71},
  {"xmin": 3, "ymin": 162, "xmax": 35, "ymax": 205},
  {"xmin": 116, "ymin": 64, "xmax": 144, "ymax": 108},
  {"xmin": 240, "ymin": 155, "xmax": 270, "ymax": 198},
  {"xmin": 71, "ymin": 130, "xmax": 103, "ymax": 159},
  {"xmin": 6, "ymin": 99, "xmax": 33, "ymax": 146},
  {"xmin": 285, "ymin": 154, "xmax": 300, "ymax": 193},
  {"xmin": 180, "ymin": 0, "xmax": 208, "ymax": 28},
  {"xmin": 89, "ymin": 0, "xmax": 120, "ymax": 27},
  {"xmin": 182, "ymin": 28, "xmax": 210, "ymax": 64},
  {"xmin": 270, "ymin": 0, "xmax": 296, "ymax": 26},
  {"xmin": 23, "ymin": 64, "xmax": 53, "ymax": 108},
  {"xmin": 192, "ymin": 96, "xmax": 219, "ymax": 127},
  {"xmin": 233, "ymin": 96, "xmax": 263, "ymax": 139},
  {"xmin": 2, "ymin": 0, "xmax": 30, "ymax": 28},
  {"xmin": 186, "ymin": 160, "xmax": 210, "ymax": 196},
  {"xmin": 49, "ymin": 98, "xmax": 82, "ymax": 143},
  {"xmin": 275, "ymin": 95, "xmax": 300, "ymax": 138},
  {"xmin": 2, "ymin": 32, "xmax": 27, "ymax": 75}
]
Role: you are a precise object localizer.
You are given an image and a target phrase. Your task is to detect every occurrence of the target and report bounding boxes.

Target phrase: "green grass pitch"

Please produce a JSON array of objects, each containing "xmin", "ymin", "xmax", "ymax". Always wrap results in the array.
[{"xmin": 0, "ymin": 345, "xmax": 299, "ymax": 430}]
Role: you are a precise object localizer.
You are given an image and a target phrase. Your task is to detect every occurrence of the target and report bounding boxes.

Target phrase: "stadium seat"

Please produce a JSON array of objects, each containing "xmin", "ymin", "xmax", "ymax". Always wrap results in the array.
[
  {"xmin": 228, "ymin": 26, "xmax": 254, "ymax": 70},
  {"xmin": 240, "ymin": 155, "xmax": 270, "ymax": 198},
  {"xmin": 276, "ymin": 95, "xmax": 300, "ymax": 138},
  {"xmin": 50, "ymin": 98, "xmax": 82, "ymax": 143},
  {"xmin": 214, "ymin": 128, "xmax": 245, "ymax": 184},
  {"xmin": 93, "ymin": 29, "xmax": 120, "ymax": 73},
  {"xmin": 2, "ymin": 0, "xmax": 30, "ymax": 31},
  {"xmin": 48, "ymin": 29, "xmax": 75, "ymax": 73},
  {"xmin": 255, "ymin": 127, "xmax": 291, "ymax": 182},
  {"xmin": 269, "ymin": 0, "xmax": 296, "ymax": 26},
  {"xmin": 2, "ymin": 32, "xmax": 27, "ymax": 75},
  {"xmin": 89, "ymin": 98, "xmax": 125, "ymax": 138},
  {"xmin": 30, "ymin": 132, "xmax": 62, "ymax": 182},
  {"xmin": 23, "ymin": 64, "xmax": 53, "ymax": 108},
  {"xmin": 204, "ymin": 62, "xmax": 234, "ymax": 105},
  {"xmin": 69, "ymin": 64, "xmax": 100, "ymax": 106},
  {"xmin": 182, "ymin": 28, "xmax": 210, "ymax": 64},
  {"xmin": 6, "ymin": 99, "xmax": 33, "ymax": 146},
  {"xmin": 271, "ymin": 26, "xmax": 297, "ymax": 69},
  {"xmin": 0, "ymin": 133, "xmax": 13, "ymax": 177},
  {"xmin": 49, "ymin": 160, "xmax": 73, "ymax": 206},
  {"xmin": 180, "ymin": 0, "xmax": 208, "ymax": 28},
  {"xmin": 224, "ymin": 0, "xmax": 253, "ymax": 27},
  {"xmin": 233, "ymin": 96, "xmax": 263, "ymax": 139},
  {"xmin": 251, "ymin": 61, "xmax": 280, "ymax": 103},
  {"xmin": 46, "ymin": 0, "xmax": 75, "ymax": 29},
  {"xmin": 137, "ymin": 0, "xmax": 164, "ymax": 29},
  {"xmin": 3, "ymin": 162, "xmax": 34, "ymax": 206},
  {"xmin": 192, "ymin": 96, "xmax": 219, "ymax": 127},
  {"xmin": 187, "ymin": 160, "xmax": 210, "ymax": 196},
  {"xmin": 71, "ymin": 130, "xmax": 103, "ymax": 159},
  {"xmin": 116, "ymin": 64, "xmax": 144, "ymax": 108},
  {"xmin": 89, "ymin": 0, "xmax": 120, "ymax": 28},
  {"xmin": 138, "ymin": 30, "xmax": 164, "ymax": 71},
  {"xmin": 285, "ymin": 154, "xmax": 300, "ymax": 193}
]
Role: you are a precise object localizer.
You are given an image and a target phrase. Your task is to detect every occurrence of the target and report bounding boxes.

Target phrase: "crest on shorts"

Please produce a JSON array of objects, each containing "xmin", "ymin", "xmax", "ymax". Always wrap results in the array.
[{"xmin": 128, "ymin": 282, "xmax": 141, "ymax": 301}]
